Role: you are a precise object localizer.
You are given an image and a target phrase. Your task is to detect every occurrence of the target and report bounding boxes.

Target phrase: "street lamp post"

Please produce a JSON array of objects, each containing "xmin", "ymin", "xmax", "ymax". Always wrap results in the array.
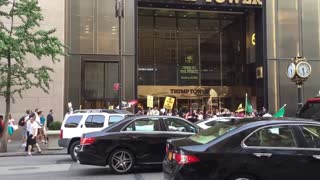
[
  {"xmin": 115, "ymin": 0, "xmax": 124, "ymax": 109},
  {"xmin": 286, "ymin": 57, "xmax": 312, "ymax": 112}
]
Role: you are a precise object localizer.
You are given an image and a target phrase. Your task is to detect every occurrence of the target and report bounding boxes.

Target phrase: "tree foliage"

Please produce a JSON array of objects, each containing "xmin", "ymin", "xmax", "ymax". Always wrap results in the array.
[{"xmin": 0, "ymin": 0, "xmax": 65, "ymax": 152}]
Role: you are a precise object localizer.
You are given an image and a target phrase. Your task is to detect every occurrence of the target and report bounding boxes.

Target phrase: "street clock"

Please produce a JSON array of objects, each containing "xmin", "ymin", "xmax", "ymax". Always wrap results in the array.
[
  {"xmin": 287, "ymin": 62, "xmax": 296, "ymax": 79},
  {"xmin": 296, "ymin": 61, "xmax": 312, "ymax": 78},
  {"xmin": 287, "ymin": 57, "xmax": 312, "ymax": 83}
]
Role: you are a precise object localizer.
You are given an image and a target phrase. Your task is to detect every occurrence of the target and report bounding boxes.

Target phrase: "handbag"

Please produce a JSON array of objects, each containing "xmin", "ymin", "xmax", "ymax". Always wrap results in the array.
[{"xmin": 13, "ymin": 125, "xmax": 18, "ymax": 131}]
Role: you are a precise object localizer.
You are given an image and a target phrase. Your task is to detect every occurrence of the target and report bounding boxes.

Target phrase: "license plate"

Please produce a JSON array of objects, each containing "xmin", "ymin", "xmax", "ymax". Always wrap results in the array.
[{"xmin": 168, "ymin": 152, "xmax": 173, "ymax": 160}]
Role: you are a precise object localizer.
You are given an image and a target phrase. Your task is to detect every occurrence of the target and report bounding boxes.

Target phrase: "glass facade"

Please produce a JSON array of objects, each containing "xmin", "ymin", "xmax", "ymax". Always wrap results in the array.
[
  {"xmin": 266, "ymin": 0, "xmax": 320, "ymax": 116},
  {"xmin": 65, "ymin": 0, "xmax": 135, "ymax": 109},
  {"xmin": 138, "ymin": 8, "xmax": 260, "ymax": 111},
  {"xmin": 64, "ymin": 0, "xmax": 320, "ymax": 116}
]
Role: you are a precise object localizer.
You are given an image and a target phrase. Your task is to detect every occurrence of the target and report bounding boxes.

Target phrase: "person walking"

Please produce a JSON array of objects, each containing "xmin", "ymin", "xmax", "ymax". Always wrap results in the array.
[
  {"xmin": 27, "ymin": 113, "xmax": 42, "ymax": 156},
  {"xmin": 0, "ymin": 115, "xmax": 4, "ymax": 142},
  {"xmin": 19, "ymin": 110, "xmax": 30, "ymax": 147},
  {"xmin": 38, "ymin": 111, "xmax": 47, "ymax": 144},
  {"xmin": 7, "ymin": 114, "xmax": 15, "ymax": 143},
  {"xmin": 46, "ymin": 109, "xmax": 54, "ymax": 128}
]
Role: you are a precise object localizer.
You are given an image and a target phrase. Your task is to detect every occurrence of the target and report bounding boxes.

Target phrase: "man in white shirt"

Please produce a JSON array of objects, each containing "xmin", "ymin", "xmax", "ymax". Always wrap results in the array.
[{"xmin": 27, "ymin": 113, "xmax": 41, "ymax": 156}]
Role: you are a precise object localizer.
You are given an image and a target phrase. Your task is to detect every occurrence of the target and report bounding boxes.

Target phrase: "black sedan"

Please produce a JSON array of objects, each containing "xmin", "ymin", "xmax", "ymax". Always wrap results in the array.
[
  {"xmin": 163, "ymin": 117, "xmax": 320, "ymax": 180},
  {"xmin": 78, "ymin": 115, "xmax": 200, "ymax": 174}
]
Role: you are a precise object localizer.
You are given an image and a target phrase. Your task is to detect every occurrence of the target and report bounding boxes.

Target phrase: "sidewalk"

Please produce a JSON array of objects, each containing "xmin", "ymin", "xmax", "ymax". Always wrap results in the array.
[{"xmin": 0, "ymin": 140, "xmax": 67, "ymax": 157}]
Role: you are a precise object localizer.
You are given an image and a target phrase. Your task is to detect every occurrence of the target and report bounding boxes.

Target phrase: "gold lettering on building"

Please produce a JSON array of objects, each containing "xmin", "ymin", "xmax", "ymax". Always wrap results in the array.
[
  {"xmin": 181, "ymin": 0, "xmax": 262, "ymax": 5},
  {"xmin": 228, "ymin": 0, "xmax": 240, "ymax": 4},
  {"xmin": 215, "ymin": 0, "xmax": 225, "ymax": 3}
]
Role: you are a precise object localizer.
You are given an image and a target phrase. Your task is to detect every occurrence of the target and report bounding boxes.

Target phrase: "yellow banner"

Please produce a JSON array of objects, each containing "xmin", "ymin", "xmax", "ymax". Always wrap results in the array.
[
  {"xmin": 147, "ymin": 95, "xmax": 153, "ymax": 108},
  {"xmin": 164, "ymin": 97, "xmax": 175, "ymax": 110}
]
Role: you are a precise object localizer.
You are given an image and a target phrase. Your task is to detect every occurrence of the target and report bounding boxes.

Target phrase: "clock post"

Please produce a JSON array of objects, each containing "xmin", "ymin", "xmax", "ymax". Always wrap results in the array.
[{"xmin": 286, "ymin": 57, "xmax": 312, "ymax": 111}]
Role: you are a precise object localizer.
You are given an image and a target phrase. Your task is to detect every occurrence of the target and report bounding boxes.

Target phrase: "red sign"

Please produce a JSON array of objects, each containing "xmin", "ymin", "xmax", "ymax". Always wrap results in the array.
[{"xmin": 113, "ymin": 83, "xmax": 120, "ymax": 91}]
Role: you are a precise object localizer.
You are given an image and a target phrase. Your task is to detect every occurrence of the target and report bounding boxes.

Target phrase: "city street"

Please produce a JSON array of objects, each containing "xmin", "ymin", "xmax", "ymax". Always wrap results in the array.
[{"xmin": 0, "ymin": 155, "xmax": 163, "ymax": 180}]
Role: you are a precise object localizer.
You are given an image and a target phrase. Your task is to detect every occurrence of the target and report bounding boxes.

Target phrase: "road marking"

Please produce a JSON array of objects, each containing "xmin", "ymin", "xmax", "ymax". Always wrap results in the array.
[{"xmin": 0, "ymin": 164, "xmax": 71, "ymax": 176}]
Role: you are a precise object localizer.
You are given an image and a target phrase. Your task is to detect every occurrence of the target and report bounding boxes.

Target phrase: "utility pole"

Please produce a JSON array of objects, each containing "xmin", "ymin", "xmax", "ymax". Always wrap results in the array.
[{"xmin": 115, "ymin": 0, "xmax": 124, "ymax": 109}]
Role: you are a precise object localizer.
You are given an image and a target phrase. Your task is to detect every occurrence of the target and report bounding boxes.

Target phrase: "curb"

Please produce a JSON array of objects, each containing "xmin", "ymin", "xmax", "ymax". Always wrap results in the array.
[{"xmin": 0, "ymin": 150, "xmax": 67, "ymax": 157}]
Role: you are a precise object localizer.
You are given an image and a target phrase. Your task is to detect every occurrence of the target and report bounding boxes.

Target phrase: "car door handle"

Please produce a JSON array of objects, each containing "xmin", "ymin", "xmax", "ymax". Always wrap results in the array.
[
  {"xmin": 253, "ymin": 153, "xmax": 272, "ymax": 158},
  {"xmin": 80, "ymin": 124, "xmax": 83, "ymax": 128},
  {"xmin": 132, "ymin": 136, "xmax": 140, "ymax": 139},
  {"xmin": 312, "ymin": 155, "xmax": 320, "ymax": 160}
]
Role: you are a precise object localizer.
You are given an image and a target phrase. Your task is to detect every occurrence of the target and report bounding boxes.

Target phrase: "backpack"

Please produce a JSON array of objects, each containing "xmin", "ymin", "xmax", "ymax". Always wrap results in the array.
[{"xmin": 18, "ymin": 116, "xmax": 25, "ymax": 126}]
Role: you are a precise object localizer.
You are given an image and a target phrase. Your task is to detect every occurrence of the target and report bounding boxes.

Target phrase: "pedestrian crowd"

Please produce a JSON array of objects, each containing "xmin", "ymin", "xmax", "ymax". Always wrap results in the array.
[
  {"xmin": 135, "ymin": 106, "xmax": 271, "ymax": 123},
  {"xmin": 0, "ymin": 109, "xmax": 54, "ymax": 156}
]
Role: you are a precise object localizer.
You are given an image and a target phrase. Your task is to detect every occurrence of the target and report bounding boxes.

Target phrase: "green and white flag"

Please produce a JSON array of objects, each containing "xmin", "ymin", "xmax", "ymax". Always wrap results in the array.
[
  {"xmin": 245, "ymin": 94, "xmax": 253, "ymax": 114},
  {"xmin": 273, "ymin": 104, "xmax": 287, "ymax": 117}
]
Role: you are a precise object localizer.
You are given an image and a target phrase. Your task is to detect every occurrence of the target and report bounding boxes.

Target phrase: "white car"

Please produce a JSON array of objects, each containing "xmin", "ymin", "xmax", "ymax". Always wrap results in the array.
[
  {"xmin": 58, "ymin": 109, "xmax": 133, "ymax": 161},
  {"xmin": 195, "ymin": 117, "xmax": 242, "ymax": 130}
]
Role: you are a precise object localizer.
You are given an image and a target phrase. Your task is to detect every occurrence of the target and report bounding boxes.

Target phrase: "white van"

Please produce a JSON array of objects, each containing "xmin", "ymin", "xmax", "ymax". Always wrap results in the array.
[{"xmin": 58, "ymin": 109, "xmax": 133, "ymax": 161}]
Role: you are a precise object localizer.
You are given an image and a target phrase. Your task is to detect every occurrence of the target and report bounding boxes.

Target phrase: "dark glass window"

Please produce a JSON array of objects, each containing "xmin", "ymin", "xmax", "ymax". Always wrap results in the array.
[
  {"xmin": 123, "ymin": 118, "xmax": 160, "ymax": 132},
  {"xmin": 109, "ymin": 116, "xmax": 124, "ymax": 125},
  {"xmin": 245, "ymin": 126, "xmax": 297, "ymax": 147},
  {"xmin": 163, "ymin": 118, "xmax": 196, "ymax": 133},
  {"xmin": 300, "ymin": 125, "xmax": 320, "ymax": 148},
  {"xmin": 64, "ymin": 115, "xmax": 83, "ymax": 128},
  {"xmin": 138, "ymin": 9, "xmax": 247, "ymax": 87},
  {"xmin": 85, "ymin": 115, "xmax": 105, "ymax": 128}
]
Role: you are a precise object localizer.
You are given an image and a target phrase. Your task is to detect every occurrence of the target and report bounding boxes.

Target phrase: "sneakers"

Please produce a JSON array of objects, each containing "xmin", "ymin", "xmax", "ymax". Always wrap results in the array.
[{"xmin": 26, "ymin": 153, "xmax": 32, "ymax": 157}]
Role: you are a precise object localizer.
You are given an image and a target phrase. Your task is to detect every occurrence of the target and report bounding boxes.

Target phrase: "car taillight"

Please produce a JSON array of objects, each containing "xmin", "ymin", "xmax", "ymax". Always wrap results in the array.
[
  {"xmin": 173, "ymin": 153, "xmax": 200, "ymax": 165},
  {"xmin": 80, "ymin": 137, "xmax": 96, "ymax": 145},
  {"xmin": 59, "ymin": 130, "xmax": 63, "ymax": 139}
]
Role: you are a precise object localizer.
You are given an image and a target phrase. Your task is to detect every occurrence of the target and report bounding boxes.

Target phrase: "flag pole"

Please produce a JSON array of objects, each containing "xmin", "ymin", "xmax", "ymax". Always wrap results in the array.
[{"xmin": 245, "ymin": 93, "xmax": 248, "ymax": 117}]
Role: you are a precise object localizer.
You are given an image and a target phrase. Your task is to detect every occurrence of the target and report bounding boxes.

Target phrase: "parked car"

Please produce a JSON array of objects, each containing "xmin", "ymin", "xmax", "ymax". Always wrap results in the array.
[
  {"xmin": 298, "ymin": 94, "xmax": 320, "ymax": 120},
  {"xmin": 78, "ymin": 115, "xmax": 200, "ymax": 174},
  {"xmin": 194, "ymin": 117, "xmax": 242, "ymax": 129},
  {"xmin": 58, "ymin": 109, "xmax": 133, "ymax": 161},
  {"xmin": 163, "ymin": 117, "xmax": 320, "ymax": 180}
]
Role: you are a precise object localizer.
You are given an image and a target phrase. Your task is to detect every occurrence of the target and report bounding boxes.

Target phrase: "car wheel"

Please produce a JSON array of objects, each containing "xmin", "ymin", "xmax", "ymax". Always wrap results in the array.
[
  {"xmin": 228, "ymin": 174, "xmax": 257, "ymax": 180},
  {"xmin": 70, "ymin": 140, "xmax": 80, "ymax": 162},
  {"xmin": 108, "ymin": 149, "xmax": 135, "ymax": 174}
]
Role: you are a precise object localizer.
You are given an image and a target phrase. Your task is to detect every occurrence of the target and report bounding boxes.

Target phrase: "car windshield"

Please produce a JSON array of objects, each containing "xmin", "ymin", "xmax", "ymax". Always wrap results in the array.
[{"xmin": 189, "ymin": 122, "xmax": 240, "ymax": 144}]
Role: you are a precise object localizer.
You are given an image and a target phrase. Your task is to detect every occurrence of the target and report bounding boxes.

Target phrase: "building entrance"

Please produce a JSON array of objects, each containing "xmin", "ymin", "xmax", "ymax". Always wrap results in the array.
[{"xmin": 137, "ymin": 7, "xmax": 263, "ymax": 113}]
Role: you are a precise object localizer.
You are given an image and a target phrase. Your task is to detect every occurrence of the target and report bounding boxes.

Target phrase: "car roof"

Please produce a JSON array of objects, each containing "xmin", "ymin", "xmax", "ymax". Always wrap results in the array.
[
  {"xmin": 195, "ymin": 117, "xmax": 241, "ymax": 124},
  {"xmin": 235, "ymin": 117, "xmax": 320, "ymax": 129},
  {"xmin": 72, "ymin": 109, "xmax": 133, "ymax": 115}
]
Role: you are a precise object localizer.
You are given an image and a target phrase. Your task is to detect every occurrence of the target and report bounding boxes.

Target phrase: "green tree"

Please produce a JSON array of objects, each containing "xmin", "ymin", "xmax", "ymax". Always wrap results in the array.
[{"xmin": 0, "ymin": 0, "xmax": 65, "ymax": 152}]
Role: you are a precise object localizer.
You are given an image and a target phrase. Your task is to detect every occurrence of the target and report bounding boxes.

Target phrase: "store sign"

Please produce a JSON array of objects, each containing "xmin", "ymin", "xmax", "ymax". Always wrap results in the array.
[
  {"xmin": 179, "ymin": 55, "xmax": 199, "ymax": 85},
  {"xmin": 180, "ymin": 0, "xmax": 262, "ymax": 6}
]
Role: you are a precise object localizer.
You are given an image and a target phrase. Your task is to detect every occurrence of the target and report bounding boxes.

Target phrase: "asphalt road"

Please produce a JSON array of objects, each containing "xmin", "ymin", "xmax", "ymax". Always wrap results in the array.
[{"xmin": 0, "ymin": 155, "xmax": 163, "ymax": 180}]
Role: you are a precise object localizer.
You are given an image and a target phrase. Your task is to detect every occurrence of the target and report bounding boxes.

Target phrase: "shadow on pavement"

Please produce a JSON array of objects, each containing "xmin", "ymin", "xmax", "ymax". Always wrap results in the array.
[{"xmin": 75, "ymin": 165, "xmax": 162, "ymax": 176}]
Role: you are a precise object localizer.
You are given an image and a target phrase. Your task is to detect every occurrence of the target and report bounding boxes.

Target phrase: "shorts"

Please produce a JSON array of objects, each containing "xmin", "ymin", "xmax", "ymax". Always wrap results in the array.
[
  {"xmin": 27, "ymin": 135, "xmax": 36, "ymax": 145},
  {"xmin": 21, "ymin": 127, "xmax": 27, "ymax": 138}
]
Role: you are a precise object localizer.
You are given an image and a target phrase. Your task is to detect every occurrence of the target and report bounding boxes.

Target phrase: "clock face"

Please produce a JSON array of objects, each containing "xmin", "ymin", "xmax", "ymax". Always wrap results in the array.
[
  {"xmin": 296, "ymin": 62, "xmax": 312, "ymax": 78},
  {"xmin": 287, "ymin": 63, "xmax": 296, "ymax": 79}
]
